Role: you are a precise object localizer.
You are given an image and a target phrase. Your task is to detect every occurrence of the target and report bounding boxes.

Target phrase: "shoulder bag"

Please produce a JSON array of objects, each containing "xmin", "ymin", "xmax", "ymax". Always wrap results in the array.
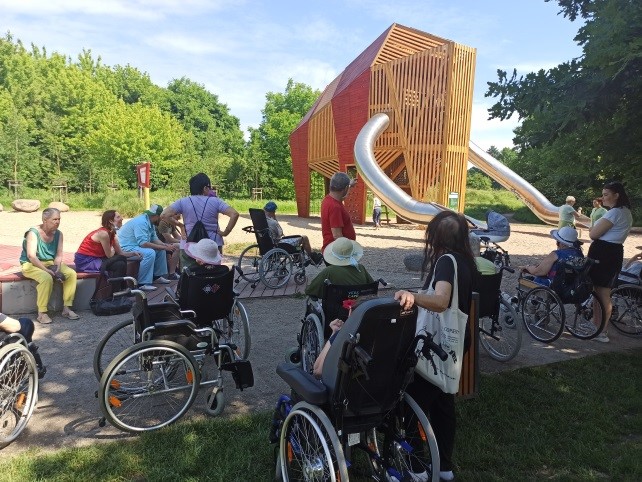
[{"xmin": 414, "ymin": 253, "xmax": 468, "ymax": 394}]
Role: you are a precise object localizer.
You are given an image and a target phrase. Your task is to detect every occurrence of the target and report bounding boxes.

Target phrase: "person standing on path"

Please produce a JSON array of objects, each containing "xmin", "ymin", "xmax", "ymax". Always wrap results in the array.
[
  {"xmin": 589, "ymin": 198, "xmax": 607, "ymax": 227},
  {"xmin": 320, "ymin": 172, "xmax": 357, "ymax": 252},
  {"xmin": 372, "ymin": 195, "xmax": 382, "ymax": 229},
  {"xmin": 558, "ymin": 195, "xmax": 587, "ymax": 229},
  {"xmin": 587, "ymin": 182, "xmax": 633, "ymax": 343}
]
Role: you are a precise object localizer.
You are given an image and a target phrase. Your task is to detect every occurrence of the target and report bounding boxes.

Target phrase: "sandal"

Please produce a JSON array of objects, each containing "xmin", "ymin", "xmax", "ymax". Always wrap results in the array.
[
  {"xmin": 36, "ymin": 313, "xmax": 52, "ymax": 324},
  {"xmin": 61, "ymin": 310, "xmax": 80, "ymax": 320}
]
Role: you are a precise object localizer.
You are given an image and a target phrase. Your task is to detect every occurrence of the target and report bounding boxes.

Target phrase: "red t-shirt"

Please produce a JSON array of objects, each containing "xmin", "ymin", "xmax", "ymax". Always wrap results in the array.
[
  {"xmin": 76, "ymin": 227, "xmax": 113, "ymax": 257},
  {"xmin": 320, "ymin": 195, "xmax": 356, "ymax": 250}
]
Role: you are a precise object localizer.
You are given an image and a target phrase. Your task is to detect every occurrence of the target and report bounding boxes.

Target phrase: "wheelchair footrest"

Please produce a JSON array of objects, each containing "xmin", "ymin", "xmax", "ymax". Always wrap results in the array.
[
  {"xmin": 220, "ymin": 360, "xmax": 254, "ymax": 391},
  {"xmin": 276, "ymin": 362, "xmax": 327, "ymax": 406}
]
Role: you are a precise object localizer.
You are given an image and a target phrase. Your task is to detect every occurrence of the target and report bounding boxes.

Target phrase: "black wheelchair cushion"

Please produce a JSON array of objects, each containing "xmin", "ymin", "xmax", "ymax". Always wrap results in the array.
[{"xmin": 276, "ymin": 362, "xmax": 328, "ymax": 406}]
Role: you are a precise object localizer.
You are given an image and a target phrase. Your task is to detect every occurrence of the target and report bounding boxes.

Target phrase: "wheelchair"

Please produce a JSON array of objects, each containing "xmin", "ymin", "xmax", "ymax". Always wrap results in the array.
[
  {"xmin": 236, "ymin": 208, "xmax": 312, "ymax": 289},
  {"xmin": 289, "ymin": 279, "xmax": 386, "ymax": 375},
  {"xmin": 94, "ymin": 272, "xmax": 254, "ymax": 433},
  {"xmin": 515, "ymin": 257, "xmax": 605, "ymax": 343},
  {"xmin": 0, "ymin": 332, "xmax": 39, "ymax": 448},
  {"xmin": 93, "ymin": 266, "xmax": 250, "ymax": 380},
  {"xmin": 474, "ymin": 267, "xmax": 522, "ymax": 362},
  {"xmin": 270, "ymin": 298, "xmax": 448, "ymax": 481}
]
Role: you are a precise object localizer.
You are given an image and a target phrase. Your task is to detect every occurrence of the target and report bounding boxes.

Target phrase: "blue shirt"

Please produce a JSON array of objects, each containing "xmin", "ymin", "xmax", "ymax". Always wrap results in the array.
[{"xmin": 117, "ymin": 213, "xmax": 159, "ymax": 250}]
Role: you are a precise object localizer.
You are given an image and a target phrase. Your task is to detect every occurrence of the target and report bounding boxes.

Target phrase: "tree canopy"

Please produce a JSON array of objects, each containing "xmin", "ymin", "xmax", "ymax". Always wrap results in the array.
[{"xmin": 485, "ymin": 0, "xmax": 641, "ymax": 215}]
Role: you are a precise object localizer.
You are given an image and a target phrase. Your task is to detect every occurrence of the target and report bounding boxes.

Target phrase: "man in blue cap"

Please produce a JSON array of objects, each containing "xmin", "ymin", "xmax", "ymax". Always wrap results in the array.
[
  {"xmin": 118, "ymin": 204, "xmax": 178, "ymax": 291},
  {"xmin": 264, "ymin": 201, "xmax": 323, "ymax": 265}
]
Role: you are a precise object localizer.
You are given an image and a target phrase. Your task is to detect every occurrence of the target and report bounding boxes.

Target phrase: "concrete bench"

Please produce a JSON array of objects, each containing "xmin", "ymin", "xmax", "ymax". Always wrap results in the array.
[{"xmin": 0, "ymin": 260, "xmax": 140, "ymax": 315}]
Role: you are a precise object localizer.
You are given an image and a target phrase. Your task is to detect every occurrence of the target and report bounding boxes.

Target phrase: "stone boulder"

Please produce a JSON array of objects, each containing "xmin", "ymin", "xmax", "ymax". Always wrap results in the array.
[
  {"xmin": 49, "ymin": 201, "xmax": 69, "ymax": 212},
  {"xmin": 11, "ymin": 199, "xmax": 40, "ymax": 213}
]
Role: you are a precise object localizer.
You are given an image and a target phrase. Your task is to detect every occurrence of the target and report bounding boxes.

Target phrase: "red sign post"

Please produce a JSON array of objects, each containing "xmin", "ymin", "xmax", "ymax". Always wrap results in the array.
[{"xmin": 136, "ymin": 162, "xmax": 151, "ymax": 210}]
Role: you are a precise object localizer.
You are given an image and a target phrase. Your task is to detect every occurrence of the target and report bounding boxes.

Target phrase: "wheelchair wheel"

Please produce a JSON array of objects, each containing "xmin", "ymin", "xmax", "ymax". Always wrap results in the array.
[
  {"xmin": 213, "ymin": 300, "xmax": 251, "ymax": 360},
  {"xmin": 366, "ymin": 393, "xmax": 439, "ymax": 482},
  {"xmin": 260, "ymin": 248, "xmax": 293, "ymax": 289},
  {"xmin": 237, "ymin": 244, "xmax": 261, "ymax": 284},
  {"xmin": 564, "ymin": 293, "xmax": 605, "ymax": 340},
  {"xmin": 93, "ymin": 319, "xmax": 137, "ymax": 380},
  {"xmin": 279, "ymin": 402, "xmax": 348, "ymax": 482},
  {"xmin": 610, "ymin": 284, "xmax": 642, "ymax": 337},
  {"xmin": 0, "ymin": 344, "xmax": 38, "ymax": 449},
  {"xmin": 300, "ymin": 314, "xmax": 324, "ymax": 375},
  {"xmin": 479, "ymin": 296, "xmax": 522, "ymax": 362},
  {"xmin": 522, "ymin": 287, "xmax": 565, "ymax": 343},
  {"xmin": 99, "ymin": 340, "xmax": 200, "ymax": 433}
]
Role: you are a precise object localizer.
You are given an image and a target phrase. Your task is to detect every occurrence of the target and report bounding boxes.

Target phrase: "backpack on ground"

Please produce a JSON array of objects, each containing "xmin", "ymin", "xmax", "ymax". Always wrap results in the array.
[
  {"xmin": 89, "ymin": 256, "xmax": 133, "ymax": 316},
  {"xmin": 187, "ymin": 197, "xmax": 210, "ymax": 243}
]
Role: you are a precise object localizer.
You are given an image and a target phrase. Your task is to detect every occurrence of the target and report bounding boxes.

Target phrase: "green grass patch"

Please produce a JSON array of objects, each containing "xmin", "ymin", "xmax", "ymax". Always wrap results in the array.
[{"xmin": 1, "ymin": 350, "xmax": 639, "ymax": 480}]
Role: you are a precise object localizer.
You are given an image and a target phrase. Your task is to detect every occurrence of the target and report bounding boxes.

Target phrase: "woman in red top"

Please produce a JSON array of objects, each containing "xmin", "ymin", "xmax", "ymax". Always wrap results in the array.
[{"xmin": 74, "ymin": 210, "xmax": 139, "ymax": 276}]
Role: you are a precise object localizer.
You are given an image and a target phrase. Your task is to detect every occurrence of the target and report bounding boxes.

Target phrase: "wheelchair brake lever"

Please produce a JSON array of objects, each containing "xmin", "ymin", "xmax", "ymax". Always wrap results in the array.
[{"xmin": 378, "ymin": 278, "xmax": 388, "ymax": 287}]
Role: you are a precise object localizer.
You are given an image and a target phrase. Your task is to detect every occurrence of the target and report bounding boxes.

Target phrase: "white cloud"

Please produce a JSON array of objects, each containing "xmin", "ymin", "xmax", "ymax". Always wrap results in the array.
[{"xmin": 470, "ymin": 101, "xmax": 518, "ymax": 149}]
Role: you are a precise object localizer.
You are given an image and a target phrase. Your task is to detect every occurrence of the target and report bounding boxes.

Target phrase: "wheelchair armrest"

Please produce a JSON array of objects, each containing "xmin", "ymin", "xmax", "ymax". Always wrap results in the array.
[{"xmin": 276, "ymin": 362, "xmax": 328, "ymax": 406}]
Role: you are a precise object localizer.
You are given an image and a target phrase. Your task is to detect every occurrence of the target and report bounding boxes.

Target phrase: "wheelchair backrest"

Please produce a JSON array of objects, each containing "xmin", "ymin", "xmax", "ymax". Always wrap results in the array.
[
  {"xmin": 177, "ymin": 265, "xmax": 235, "ymax": 324},
  {"xmin": 551, "ymin": 257, "xmax": 594, "ymax": 304},
  {"xmin": 321, "ymin": 280, "xmax": 380, "ymax": 338},
  {"xmin": 472, "ymin": 271, "xmax": 502, "ymax": 318},
  {"xmin": 322, "ymin": 298, "xmax": 419, "ymax": 418},
  {"xmin": 249, "ymin": 208, "xmax": 277, "ymax": 255}
]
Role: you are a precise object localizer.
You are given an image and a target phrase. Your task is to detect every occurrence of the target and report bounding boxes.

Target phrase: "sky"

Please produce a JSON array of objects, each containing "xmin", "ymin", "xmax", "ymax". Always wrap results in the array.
[{"xmin": 1, "ymin": 0, "xmax": 584, "ymax": 150}]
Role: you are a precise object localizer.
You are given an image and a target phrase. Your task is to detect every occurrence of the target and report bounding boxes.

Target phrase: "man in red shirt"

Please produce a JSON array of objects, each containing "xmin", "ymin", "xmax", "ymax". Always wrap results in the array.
[{"xmin": 321, "ymin": 172, "xmax": 357, "ymax": 251}]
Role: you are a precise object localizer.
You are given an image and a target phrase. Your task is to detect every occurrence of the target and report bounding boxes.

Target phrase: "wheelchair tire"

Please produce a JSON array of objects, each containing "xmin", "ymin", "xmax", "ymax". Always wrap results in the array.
[
  {"xmin": 564, "ymin": 292, "xmax": 605, "ymax": 340},
  {"xmin": 300, "ymin": 314, "xmax": 324, "ymax": 375},
  {"xmin": 609, "ymin": 284, "xmax": 642, "ymax": 337},
  {"xmin": 260, "ymin": 248, "xmax": 293, "ymax": 289},
  {"xmin": 366, "ymin": 393, "xmax": 439, "ymax": 482},
  {"xmin": 205, "ymin": 388, "xmax": 225, "ymax": 417},
  {"xmin": 93, "ymin": 319, "xmax": 137, "ymax": 381},
  {"xmin": 479, "ymin": 296, "xmax": 522, "ymax": 362},
  {"xmin": 237, "ymin": 244, "xmax": 261, "ymax": 283},
  {"xmin": 279, "ymin": 402, "xmax": 348, "ymax": 482},
  {"xmin": 98, "ymin": 340, "xmax": 200, "ymax": 433},
  {"xmin": 0, "ymin": 344, "xmax": 38, "ymax": 449},
  {"xmin": 213, "ymin": 300, "xmax": 251, "ymax": 360},
  {"xmin": 522, "ymin": 287, "xmax": 565, "ymax": 343}
]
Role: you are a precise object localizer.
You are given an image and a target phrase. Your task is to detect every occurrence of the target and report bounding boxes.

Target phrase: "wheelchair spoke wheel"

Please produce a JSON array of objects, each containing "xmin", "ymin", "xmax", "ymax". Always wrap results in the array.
[
  {"xmin": 367, "ymin": 393, "xmax": 439, "ymax": 482},
  {"xmin": 0, "ymin": 344, "xmax": 38, "ymax": 448},
  {"xmin": 93, "ymin": 319, "xmax": 137, "ymax": 380},
  {"xmin": 610, "ymin": 285, "xmax": 642, "ymax": 337},
  {"xmin": 522, "ymin": 288, "xmax": 565, "ymax": 343},
  {"xmin": 479, "ymin": 297, "xmax": 522, "ymax": 362},
  {"xmin": 300, "ymin": 314, "xmax": 323, "ymax": 375},
  {"xmin": 565, "ymin": 293, "xmax": 605, "ymax": 340},
  {"xmin": 260, "ymin": 249, "xmax": 293, "ymax": 289},
  {"xmin": 237, "ymin": 244, "xmax": 261, "ymax": 283},
  {"xmin": 213, "ymin": 300, "xmax": 251, "ymax": 360},
  {"xmin": 280, "ymin": 403, "xmax": 347, "ymax": 482},
  {"xmin": 99, "ymin": 340, "xmax": 199, "ymax": 433}
]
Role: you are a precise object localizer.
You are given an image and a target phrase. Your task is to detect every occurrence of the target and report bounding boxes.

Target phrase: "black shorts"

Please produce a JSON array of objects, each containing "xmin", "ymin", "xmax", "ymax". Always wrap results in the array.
[{"xmin": 588, "ymin": 239, "xmax": 623, "ymax": 288}]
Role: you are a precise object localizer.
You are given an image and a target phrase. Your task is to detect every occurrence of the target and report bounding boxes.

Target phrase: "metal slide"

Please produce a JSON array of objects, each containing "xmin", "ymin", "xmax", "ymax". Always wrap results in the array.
[{"xmin": 354, "ymin": 112, "xmax": 566, "ymax": 227}]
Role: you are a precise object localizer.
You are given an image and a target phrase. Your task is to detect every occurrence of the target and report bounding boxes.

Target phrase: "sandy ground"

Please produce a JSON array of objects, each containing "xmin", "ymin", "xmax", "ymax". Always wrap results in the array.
[{"xmin": 0, "ymin": 209, "xmax": 641, "ymax": 458}]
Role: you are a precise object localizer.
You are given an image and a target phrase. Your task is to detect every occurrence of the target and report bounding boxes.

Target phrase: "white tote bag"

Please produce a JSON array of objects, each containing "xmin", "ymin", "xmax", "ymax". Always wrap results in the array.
[{"xmin": 415, "ymin": 254, "xmax": 469, "ymax": 394}]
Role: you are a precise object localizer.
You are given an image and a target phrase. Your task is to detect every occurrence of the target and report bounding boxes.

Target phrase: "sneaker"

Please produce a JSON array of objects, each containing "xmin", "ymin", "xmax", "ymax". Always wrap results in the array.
[
  {"xmin": 167, "ymin": 273, "xmax": 180, "ymax": 281},
  {"xmin": 154, "ymin": 276, "xmax": 171, "ymax": 284},
  {"xmin": 439, "ymin": 471, "xmax": 455, "ymax": 481},
  {"xmin": 139, "ymin": 284, "xmax": 157, "ymax": 291},
  {"xmin": 593, "ymin": 332, "xmax": 609, "ymax": 343}
]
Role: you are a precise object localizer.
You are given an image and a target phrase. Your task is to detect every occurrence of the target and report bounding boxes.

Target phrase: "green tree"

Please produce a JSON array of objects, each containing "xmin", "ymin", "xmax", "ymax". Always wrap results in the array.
[
  {"xmin": 485, "ymin": 0, "xmax": 642, "ymax": 212},
  {"xmin": 251, "ymin": 79, "xmax": 320, "ymax": 199}
]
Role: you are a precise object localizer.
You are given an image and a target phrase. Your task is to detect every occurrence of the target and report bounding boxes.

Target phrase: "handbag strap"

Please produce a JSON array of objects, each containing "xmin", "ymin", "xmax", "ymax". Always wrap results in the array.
[{"xmin": 442, "ymin": 253, "xmax": 460, "ymax": 311}]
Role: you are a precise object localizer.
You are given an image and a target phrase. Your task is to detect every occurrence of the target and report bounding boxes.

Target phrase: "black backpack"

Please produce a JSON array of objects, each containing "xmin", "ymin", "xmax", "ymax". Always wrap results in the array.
[
  {"xmin": 187, "ymin": 197, "xmax": 210, "ymax": 243},
  {"xmin": 551, "ymin": 258, "xmax": 593, "ymax": 304}
]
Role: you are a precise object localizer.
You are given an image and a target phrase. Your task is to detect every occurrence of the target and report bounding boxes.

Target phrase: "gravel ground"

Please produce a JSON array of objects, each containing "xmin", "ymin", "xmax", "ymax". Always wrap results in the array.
[{"xmin": 1, "ymin": 210, "xmax": 640, "ymax": 458}]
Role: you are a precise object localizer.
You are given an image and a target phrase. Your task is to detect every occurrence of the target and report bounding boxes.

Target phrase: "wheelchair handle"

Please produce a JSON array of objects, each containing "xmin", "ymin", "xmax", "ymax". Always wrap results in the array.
[
  {"xmin": 242, "ymin": 226, "xmax": 255, "ymax": 234},
  {"xmin": 107, "ymin": 276, "xmax": 138, "ymax": 286},
  {"xmin": 501, "ymin": 266, "xmax": 515, "ymax": 274},
  {"xmin": 378, "ymin": 278, "xmax": 388, "ymax": 287}
]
